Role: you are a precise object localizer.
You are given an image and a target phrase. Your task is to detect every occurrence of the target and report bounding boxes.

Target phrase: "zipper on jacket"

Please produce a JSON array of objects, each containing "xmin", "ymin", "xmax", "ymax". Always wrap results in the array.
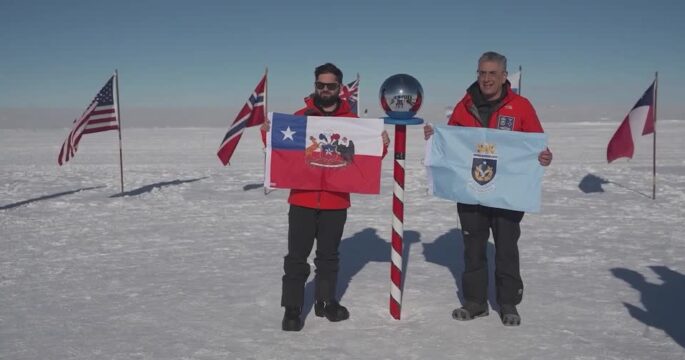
[{"xmin": 468, "ymin": 104, "xmax": 482, "ymax": 127}]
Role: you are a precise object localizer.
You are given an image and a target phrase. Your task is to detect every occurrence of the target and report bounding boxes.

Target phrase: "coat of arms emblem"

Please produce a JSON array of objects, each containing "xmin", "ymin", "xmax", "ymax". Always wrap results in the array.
[
  {"xmin": 305, "ymin": 131, "xmax": 355, "ymax": 168},
  {"xmin": 472, "ymin": 142, "xmax": 497, "ymax": 185}
]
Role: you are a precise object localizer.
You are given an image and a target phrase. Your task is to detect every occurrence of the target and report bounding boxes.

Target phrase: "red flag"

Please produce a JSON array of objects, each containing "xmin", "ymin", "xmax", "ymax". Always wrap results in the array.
[
  {"xmin": 58, "ymin": 75, "xmax": 119, "ymax": 166},
  {"xmin": 607, "ymin": 81, "xmax": 656, "ymax": 163},
  {"xmin": 264, "ymin": 113, "xmax": 384, "ymax": 194},
  {"xmin": 217, "ymin": 74, "xmax": 266, "ymax": 165}
]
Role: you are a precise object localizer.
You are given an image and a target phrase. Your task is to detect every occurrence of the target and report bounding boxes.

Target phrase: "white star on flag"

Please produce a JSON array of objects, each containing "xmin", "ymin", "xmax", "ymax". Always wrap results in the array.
[{"xmin": 281, "ymin": 126, "xmax": 296, "ymax": 141}]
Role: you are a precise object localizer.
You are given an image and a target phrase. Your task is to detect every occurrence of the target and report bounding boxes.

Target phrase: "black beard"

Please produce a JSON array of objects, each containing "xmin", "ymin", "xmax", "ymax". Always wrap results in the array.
[{"xmin": 313, "ymin": 92, "xmax": 339, "ymax": 109}]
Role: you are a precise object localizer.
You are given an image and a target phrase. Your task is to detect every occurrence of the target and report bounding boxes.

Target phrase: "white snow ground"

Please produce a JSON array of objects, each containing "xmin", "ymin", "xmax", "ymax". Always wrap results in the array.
[{"xmin": 1, "ymin": 121, "xmax": 684, "ymax": 360}]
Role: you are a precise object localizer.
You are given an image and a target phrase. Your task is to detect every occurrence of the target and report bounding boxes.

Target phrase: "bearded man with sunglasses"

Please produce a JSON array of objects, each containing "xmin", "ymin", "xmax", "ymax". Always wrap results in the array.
[{"xmin": 261, "ymin": 63, "xmax": 390, "ymax": 331}]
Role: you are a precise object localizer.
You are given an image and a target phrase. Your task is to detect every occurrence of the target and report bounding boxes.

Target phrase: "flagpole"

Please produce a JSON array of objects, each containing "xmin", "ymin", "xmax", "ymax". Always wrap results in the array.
[
  {"xmin": 356, "ymin": 72, "xmax": 360, "ymax": 115},
  {"xmin": 264, "ymin": 67, "xmax": 269, "ymax": 120},
  {"xmin": 518, "ymin": 65, "xmax": 522, "ymax": 95},
  {"xmin": 115, "ymin": 69, "xmax": 124, "ymax": 194},
  {"xmin": 652, "ymin": 71, "xmax": 658, "ymax": 200},
  {"xmin": 264, "ymin": 67, "xmax": 269, "ymax": 196}
]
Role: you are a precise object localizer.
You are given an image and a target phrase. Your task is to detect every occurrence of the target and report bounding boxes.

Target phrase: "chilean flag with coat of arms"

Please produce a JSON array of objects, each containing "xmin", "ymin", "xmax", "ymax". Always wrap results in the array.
[{"xmin": 264, "ymin": 112, "xmax": 384, "ymax": 194}]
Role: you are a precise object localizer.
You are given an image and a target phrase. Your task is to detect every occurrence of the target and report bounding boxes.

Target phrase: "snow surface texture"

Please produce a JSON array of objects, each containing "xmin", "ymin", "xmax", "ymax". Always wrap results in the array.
[{"xmin": 2, "ymin": 121, "xmax": 684, "ymax": 360}]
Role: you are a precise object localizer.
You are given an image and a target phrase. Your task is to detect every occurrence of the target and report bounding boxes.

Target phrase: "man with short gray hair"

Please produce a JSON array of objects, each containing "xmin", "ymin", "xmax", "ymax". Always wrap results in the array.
[{"xmin": 424, "ymin": 51, "xmax": 553, "ymax": 326}]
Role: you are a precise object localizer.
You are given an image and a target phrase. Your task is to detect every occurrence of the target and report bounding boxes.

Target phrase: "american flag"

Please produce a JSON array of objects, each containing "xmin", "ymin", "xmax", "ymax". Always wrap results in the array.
[
  {"xmin": 217, "ymin": 73, "xmax": 266, "ymax": 165},
  {"xmin": 58, "ymin": 75, "xmax": 119, "ymax": 166},
  {"xmin": 340, "ymin": 74, "xmax": 359, "ymax": 115}
]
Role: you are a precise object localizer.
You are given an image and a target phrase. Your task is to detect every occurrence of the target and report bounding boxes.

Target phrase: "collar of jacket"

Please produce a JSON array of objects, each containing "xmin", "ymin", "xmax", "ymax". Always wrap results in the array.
[
  {"xmin": 465, "ymin": 80, "xmax": 513, "ymax": 125},
  {"xmin": 466, "ymin": 80, "xmax": 512, "ymax": 107}
]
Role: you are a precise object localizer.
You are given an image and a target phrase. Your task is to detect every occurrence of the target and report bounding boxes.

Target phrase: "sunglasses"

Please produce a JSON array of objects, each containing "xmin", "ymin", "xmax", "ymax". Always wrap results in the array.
[{"xmin": 315, "ymin": 82, "xmax": 340, "ymax": 90}]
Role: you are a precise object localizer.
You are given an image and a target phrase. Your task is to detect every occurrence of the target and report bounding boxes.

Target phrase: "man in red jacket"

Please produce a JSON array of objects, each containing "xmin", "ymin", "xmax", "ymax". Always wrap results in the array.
[
  {"xmin": 424, "ymin": 52, "xmax": 553, "ymax": 326},
  {"xmin": 262, "ymin": 63, "xmax": 389, "ymax": 331}
]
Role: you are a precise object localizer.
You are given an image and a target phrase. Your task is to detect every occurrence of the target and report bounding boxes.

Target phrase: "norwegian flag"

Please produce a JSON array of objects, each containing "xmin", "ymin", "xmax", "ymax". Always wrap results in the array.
[
  {"xmin": 58, "ymin": 75, "xmax": 119, "ymax": 166},
  {"xmin": 217, "ymin": 74, "xmax": 267, "ymax": 165},
  {"xmin": 607, "ymin": 81, "xmax": 656, "ymax": 163},
  {"xmin": 340, "ymin": 74, "xmax": 360, "ymax": 115}
]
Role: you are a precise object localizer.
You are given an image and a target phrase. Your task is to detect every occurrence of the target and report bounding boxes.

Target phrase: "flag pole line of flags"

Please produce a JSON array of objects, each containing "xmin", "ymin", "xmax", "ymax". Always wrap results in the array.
[
  {"xmin": 115, "ymin": 70, "xmax": 124, "ymax": 193},
  {"xmin": 216, "ymin": 69, "xmax": 267, "ymax": 166},
  {"xmin": 652, "ymin": 72, "xmax": 658, "ymax": 200},
  {"xmin": 346, "ymin": 73, "xmax": 359, "ymax": 115},
  {"xmin": 57, "ymin": 71, "xmax": 124, "ymax": 193},
  {"xmin": 606, "ymin": 73, "xmax": 658, "ymax": 199},
  {"xmin": 354, "ymin": 73, "xmax": 358, "ymax": 116},
  {"xmin": 263, "ymin": 67, "xmax": 270, "ymax": 195},
  {"xmin": 49, "ymin": 66, "xmax": 665, "ymax": 318},
  {"xmin": 507, "ymin": 66, "xmax": 522, "ymax": 95}
]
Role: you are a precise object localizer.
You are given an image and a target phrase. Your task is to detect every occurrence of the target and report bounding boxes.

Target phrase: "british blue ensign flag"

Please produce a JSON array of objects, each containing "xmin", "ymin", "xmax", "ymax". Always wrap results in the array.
[{"xmin": 264, "ymin": 113, "xmax": 384, "ymax": 194}]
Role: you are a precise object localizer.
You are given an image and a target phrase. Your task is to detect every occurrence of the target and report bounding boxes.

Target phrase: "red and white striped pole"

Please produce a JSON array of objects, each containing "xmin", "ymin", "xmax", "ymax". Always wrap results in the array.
[
  {"xmin": 380, "ymin": 73, "xmax": 424, "ymax": 320},
  {"xmin": 389, "ymin": 124, "xmax": 406, "ymax": 319}
]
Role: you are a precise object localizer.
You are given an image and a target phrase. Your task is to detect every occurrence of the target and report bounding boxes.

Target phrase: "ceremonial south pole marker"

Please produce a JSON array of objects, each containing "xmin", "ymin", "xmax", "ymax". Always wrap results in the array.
[{"xmin": 379, "ymin": 74, "xmax": 424, "ymax": 320}]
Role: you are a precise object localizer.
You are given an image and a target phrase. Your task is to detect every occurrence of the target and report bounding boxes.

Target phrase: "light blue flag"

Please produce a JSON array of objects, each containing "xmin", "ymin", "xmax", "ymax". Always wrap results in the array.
[{"xmin": 425, "ymin": 125, "xmax": 548, "ymax": 213}]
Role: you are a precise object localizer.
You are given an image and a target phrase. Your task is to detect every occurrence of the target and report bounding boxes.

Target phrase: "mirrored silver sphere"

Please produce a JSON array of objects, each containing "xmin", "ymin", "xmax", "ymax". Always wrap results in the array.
[{"xmin": 379, "ymin": 74, "xmax": 424, "ymax": 119}]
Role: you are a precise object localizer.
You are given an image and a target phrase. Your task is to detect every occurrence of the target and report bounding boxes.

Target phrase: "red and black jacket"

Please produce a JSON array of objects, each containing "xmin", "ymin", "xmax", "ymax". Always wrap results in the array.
[{"xmin": 448, "ymin": 82, "xmax": 544, "ymax": 133}]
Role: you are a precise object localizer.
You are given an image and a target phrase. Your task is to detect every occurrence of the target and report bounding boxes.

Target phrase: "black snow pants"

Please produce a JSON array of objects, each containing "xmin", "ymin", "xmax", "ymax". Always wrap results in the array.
[
  {"xmin": 281, "ymin": 205, "xmax": 347, "ymax": 308},
  {"xmin": 457, "ymin": 203, "xmax": 525, "ymax": 307}
]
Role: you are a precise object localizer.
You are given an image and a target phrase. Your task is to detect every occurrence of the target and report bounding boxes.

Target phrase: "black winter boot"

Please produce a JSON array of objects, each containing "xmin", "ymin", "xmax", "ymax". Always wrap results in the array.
[
  {"xmin": 499, "ymin": 304, "xmax": 521, "ymax": 326},
  {"xmin": 314, "ymin": 300, "xmax": 350, "ymax": 322},
  {"xmin": 452, "ymin": 302, "xmax": 489, "ymax": 321},
  {"xmin": 282, "ymin": 306, "xmax": 303, "ymax": 331}
]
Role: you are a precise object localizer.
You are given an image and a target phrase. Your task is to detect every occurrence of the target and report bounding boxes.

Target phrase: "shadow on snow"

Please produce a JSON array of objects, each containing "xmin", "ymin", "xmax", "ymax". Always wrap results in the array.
[
  {"xmin": 579, "ymin": 173, "xmax": 610, "ymax": 193},
  {"xmin": 300, "ymin": 228, "xmax": 420, "ymax": 319},
  {"xmin": 423, "ymin": 228, "xmax": 498, "ymax": 310},
  {"xmin": 579, "ymin": 173, "xmax": 651, "ymax": 198},
  {"xmin": 242, "ymin": 183, "xmax": 263, "ymax": 191},
  {"xmin": 0, "ymin": 186, "xmax": 105, "ymax": 210},
  {"xmin": 109, "ymin": 177, "xmax": 207, "ymax": 197},
  {"xmin": 611, "ymin": 266, "xmax": 685, "ymax": 348}
]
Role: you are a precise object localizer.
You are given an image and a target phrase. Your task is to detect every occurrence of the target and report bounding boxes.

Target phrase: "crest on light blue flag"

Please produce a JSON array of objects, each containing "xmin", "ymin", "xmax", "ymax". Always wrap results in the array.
[
  {"xmin": 425, "ymin": 126, "xmax": 548, "ymax": 213},
  {"xmin": 471, "ymin": 143, "xmax": 497, "ymax": 186}
]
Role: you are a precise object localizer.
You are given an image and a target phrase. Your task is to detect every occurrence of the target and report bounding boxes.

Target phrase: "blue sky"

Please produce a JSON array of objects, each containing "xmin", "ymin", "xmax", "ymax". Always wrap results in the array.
[{"xmin": 1, "ymin": 0, "xmax": 684, "ymax": 126}]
